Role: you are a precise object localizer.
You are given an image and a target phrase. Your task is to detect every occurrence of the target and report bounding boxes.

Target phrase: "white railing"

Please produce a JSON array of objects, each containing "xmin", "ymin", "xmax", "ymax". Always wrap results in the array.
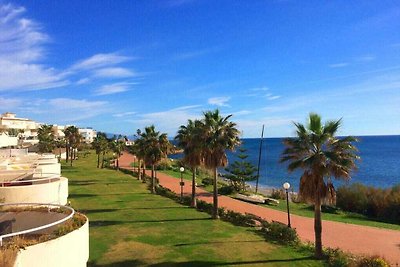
[
  {"xmin": 1, "ymin": 173, "xmax": 61, "ymax": 187},
  {"xmin": 0, "ymin": 203, "xmax": 75, "ymax": 246}
]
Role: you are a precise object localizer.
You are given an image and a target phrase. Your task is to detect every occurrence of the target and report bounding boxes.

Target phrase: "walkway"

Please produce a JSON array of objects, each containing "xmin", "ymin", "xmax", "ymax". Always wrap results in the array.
[{"xmin": 119, "ymin": 152, "xmax": 400, "ymax": 264}]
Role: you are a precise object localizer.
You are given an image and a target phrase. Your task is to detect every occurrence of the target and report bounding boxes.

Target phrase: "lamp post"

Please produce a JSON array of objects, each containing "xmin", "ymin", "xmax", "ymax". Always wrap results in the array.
[
  {"xmin": 180, "ymin": 167, "xmax": 185, "ymax": 202},
  {"xmin": 283, "ymin": 182, "xmax": 291, "ymax": 228}
]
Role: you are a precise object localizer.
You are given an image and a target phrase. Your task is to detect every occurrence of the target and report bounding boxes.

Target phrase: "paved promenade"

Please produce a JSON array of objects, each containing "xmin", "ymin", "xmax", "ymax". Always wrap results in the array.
[{"xmin": 119, "ymin": 152, "xmax": 400, "ymax": 264}]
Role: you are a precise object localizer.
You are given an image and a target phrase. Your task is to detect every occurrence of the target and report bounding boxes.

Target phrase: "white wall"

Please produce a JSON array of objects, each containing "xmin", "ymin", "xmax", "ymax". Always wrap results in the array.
[
  {"xmin": 14, "ymin": 217, "xmax": 89, "ymax": 267},
  {"xmin": 0, "ymin": 134, "xmax": 18, "ymax": 148},
  {"xmin": 0, "ymin": 177, "xmax": 68, "ymax": 205}
]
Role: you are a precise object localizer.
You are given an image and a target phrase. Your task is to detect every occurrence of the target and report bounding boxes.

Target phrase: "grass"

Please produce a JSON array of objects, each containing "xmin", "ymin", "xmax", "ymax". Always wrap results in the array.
[
  {"xmin": 64, "ymin": 152, "xmax": 323, "ymax": 266},
  {"xmin": 161, "ymin": 168, "xmax": 400, "ymax": 231}
]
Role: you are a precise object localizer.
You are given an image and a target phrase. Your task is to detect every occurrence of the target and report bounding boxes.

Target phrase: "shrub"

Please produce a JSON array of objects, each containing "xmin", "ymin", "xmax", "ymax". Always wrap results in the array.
[
  {"xmin": 196, "ymin": 200, "xmax": 213, "ymax": 214},
  {"xmin": 201, "ymin": 177, "xmax": 214, "ymax": 186},
  {"xmin": 324, "ymin": 248, "xmax": 351, "ymax": 267},
  {"xmin": 337, "ymin": 183, "xmax": 400, "ymax": 223},
  {"xmin": 270, "ymin": 189, "xmax": 286, "ymax": 200},
  {"xmin": 219, "ymin": 185, "xmax": 235, "ymax": 195},
  {"xmin": 156, "ymin": 158, "xmax": 173, "ymax": 170},
  {"xmin": 356, "ymin": 255, "xmax": 389, "ymax": 267},
  {"xmin": 260, "ymin": 221, "xmax": 299, "ymax": 244}
]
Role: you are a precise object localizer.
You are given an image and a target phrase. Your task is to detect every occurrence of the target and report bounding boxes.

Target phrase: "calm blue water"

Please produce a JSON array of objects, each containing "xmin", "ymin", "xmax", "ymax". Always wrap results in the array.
[{"xmin": 171, "ymin": 135, "xmax": 400, "ymax": 190}]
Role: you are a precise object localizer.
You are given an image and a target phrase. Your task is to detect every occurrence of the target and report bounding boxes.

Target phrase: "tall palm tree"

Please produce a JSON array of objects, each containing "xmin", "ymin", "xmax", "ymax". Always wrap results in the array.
[
  {"xmin": 111, "ymin": 135, "xmax": 126, "ymax": 170},
  {"xmin": 139, "ymin": 125, "xmax": 171, "ymax": 193},
  {"xmin": 38, "ymin": 124, "xmax": 56, "ymax": 153},
  {"xmin": 175, "ymin": 119, "xmax": 203, "ymax": 208},
  {"xmin": 64, "ymin": 126, "xmax": 81, "ymax": 166},
  {"xmin": 280, "ymin": 113, "xmax": 359, "ymax": 258},
  {"xmin": 92, "ymin": 132, "xmax": 108, "ymax": 168},
  {"xmin": 200, "ymin": 110, "xmax": 241, "ymax": 219}
]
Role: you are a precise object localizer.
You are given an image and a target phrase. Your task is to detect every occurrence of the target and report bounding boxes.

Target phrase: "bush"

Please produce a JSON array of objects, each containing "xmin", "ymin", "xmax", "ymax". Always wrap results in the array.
[
  {"xmin": 202, "ymin": 177, "xmax": 214, "ymax": 186},
  {"xmin": 219, "ymin": 185, "xmax": 235, "ymax": 195},
  {"xmin": 356, "ymin": 255, "xmax": 389, "ymax": 267},
  {"xmin": 156, "ymin": 158, "xmax": 173, "ymax": 170},
  {"xmin": 270, "ymin": 189, "xmax": 286, "ymax": 200},
  {"xmin": 324, "ymin": 248, "xmax": 351, "ymax": 267},
  {"xmin": 337, "ymin": 183, "xmax": 400, "ymax": 223},
  {"xmin": 260, "ymin": 221, "xmax": 299, "ymax": 244}
]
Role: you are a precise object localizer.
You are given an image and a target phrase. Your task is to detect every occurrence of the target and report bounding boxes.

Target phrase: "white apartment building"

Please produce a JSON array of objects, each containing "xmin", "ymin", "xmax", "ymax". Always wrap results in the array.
[
  {"xmin": 0, "ymin": 112, "xmax": 39, "ymax": 137},
  {"xmin": 79, "ymin": 127, "xmax": 97, "ymax": 143}
]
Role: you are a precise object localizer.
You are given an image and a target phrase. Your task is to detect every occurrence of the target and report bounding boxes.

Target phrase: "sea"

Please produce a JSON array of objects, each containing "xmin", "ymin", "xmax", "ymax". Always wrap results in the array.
[{"xmin": 170, "ymin": 135, "xmax": 400, "ymax": 191}]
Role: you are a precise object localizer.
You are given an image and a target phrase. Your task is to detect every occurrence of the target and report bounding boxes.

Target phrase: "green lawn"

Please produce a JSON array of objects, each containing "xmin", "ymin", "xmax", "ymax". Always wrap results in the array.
[
  {"xmin": 64, "ymin": 152, "xmax": 323, "ymax": 266},
  {"xmin": 161, "ymin": 169, "xmax": 400, "ymax": 231}
]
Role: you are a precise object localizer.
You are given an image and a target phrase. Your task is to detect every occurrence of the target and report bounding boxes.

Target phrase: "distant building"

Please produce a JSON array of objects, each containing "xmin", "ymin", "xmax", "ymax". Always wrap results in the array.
[
  {"xmin": 79, "ymin": 128, "xmax": 97, "ymax": 143},
  {"xmin": 0, "ymin": 112, "xmax": 40, "ymax": 147},
  {"xmin": 0, "ymin": 112, "xmax": 39, "ymax": 137}
]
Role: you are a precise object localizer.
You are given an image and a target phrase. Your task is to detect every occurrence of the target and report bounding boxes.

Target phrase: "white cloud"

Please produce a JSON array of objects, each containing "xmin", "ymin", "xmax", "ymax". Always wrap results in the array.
[
  {"xmin": 76, "ymin": 78, "xmax": 90, "ymax": 85},
  {"xmin": 129, "ymin": 105, "xmax": 202, "ymax": 136},
  {"xmin": 94, "ymin": 83, "xmax": 133, "ymax": 95},
  {"xmin": 113, "ymin": 111, "xmax": 136, "ymax": 117},
  {"xmin": 71, "ymin": 53, "xmax": 132, "ymax": 70},
  {"xmin": 49, "ymin": 98, "xmax": 106, "ymax": 109},
  {"xmin": 266, "ymin": 95, "xmax": 281, "ymax": 100},
  {"xmin": 93, "ymin": 67, "xmax": 137, "ymax": 78},
  {"xmin": 0, "ymin": 3, "xmax": 67, "ymax": 91},
  {"xmin": 0, "ymin": 97, "xmax": 22, "ymax": 110},
  {"xmin": 356, "ymin": 55, "xmax": 376, "ymax": 62},
  {"xmin": 208, "ymin": 96, "xmax": 230, "ymax": 107},
  {"xmin": 329, "ymin": 62, "xmax": 349, "ymax": 68},
  {"xmin": 233, "ymin": 110, "xmax": 252, "ymax": 116},
  {"xmin": 46, "ymin": 98, "xmax": 109, "ymax": 122}
]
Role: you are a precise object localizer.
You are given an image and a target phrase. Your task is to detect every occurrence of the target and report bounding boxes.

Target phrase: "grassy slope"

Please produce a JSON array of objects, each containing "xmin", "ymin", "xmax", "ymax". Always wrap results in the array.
[
  {"xmin": 162, "ymin": 169, "xmax": 400, "ymax": 231},
  {"xmin": 64, "ymin": 152, "xmax": 323, "ymax": 266}
]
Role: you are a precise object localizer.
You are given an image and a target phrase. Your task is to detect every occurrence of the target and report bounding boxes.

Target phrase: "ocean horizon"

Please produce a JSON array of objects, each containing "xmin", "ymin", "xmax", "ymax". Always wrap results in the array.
[{"xmin": 170, "ymin": 135, "xmax": 400, "ymax": 190}]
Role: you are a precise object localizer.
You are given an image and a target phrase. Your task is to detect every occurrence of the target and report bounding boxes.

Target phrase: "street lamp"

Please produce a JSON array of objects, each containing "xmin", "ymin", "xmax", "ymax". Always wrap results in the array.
[
  {"xmin": 180, "ymin": 167, "xmax": 185, "ymax": 202},
  {"xmin": 283, "ymin": 182, "xmax": 291, "ymax": 228}
]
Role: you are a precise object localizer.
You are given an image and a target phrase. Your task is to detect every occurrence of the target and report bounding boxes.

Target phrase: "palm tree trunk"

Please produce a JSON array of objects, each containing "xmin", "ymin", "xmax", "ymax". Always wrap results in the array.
[
  {"xmin": 142, "ymin": 163, "xmax": 146, "ymax": 183},
  {"xmin": 191, "ymin": 167, "xmax": 197, "ymax": 208},
  {"xmin": 151, "ymin": 164, "xmax": 155, "ymax": 193},
  {"xmin": 101, "ymin": 151, "xmax": 105, "ymax": 168},
  {"xmin": 212, "ymin": 167, "xmax": 219, "ymax": 219},
  {"xmin": 137, "ymin": 160, "xmax": 141, "ymax": 180},
  {"xmin": 116, "ymin": 153, "xmax": 119, "ymax": 170},
  {"xmin": 97, "ymin": 153, "xmax": 100, "ymax": 168},
  {"xmin": 66, "ymin": 142, "xmax": 69, "ymax": 162},
  {"xmin": 70, "ymin": 147, "xmax": 73, "ymax": 166},
  {"xmin": 314, "ymin": 193, "xmax": 323, "ymax": 258}
]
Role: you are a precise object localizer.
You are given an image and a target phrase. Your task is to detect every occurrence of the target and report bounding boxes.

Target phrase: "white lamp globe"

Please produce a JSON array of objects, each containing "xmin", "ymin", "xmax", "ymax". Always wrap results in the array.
[
  {"xmin": 179, "ymin": 167, "xmax": 185, "ymax": 172},
  {"xmin": 283, "ymin": 182, "xmax": 291, "ymax": 190}
]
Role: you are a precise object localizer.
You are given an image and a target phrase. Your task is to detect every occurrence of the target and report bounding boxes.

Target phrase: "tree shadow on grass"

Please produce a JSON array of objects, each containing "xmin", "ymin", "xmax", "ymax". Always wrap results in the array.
[
  {"xmin": 150, "ymin": 257, "xmax": 315, "ymax": 266},
  {"xmin": 69, "ymin": 193, "xmax": 98, "ymax": 198},
  {"xmin": 89, "ymin": 257, "xmax": 315, "ymax": 267},
  {"xmin": 88, "ymin": 259, "xmax": 145, "ymax": 267},
  {"xmin": 90, "ymin": 217, "xmax": 211, "ymax": 227},
  {"xmin": 174, "ymin": 239, "xmax": 265, "ymax": 247},
  {"xmin": 81, "ymin": 206, "xmax": 191, "ymax": 215}
]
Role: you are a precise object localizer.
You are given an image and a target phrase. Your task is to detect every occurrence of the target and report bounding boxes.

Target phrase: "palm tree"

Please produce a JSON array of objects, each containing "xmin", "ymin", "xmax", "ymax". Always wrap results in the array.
[
  {"xmin": 280, "ymin": 113, "xmax": 359, "ymax": 258},
  {"xmin": 139, "ymin": 125, "xmax": 171, "ymax": 193},
  {"xmin": 92, "ymin": 132, "xmax": 108, "ymax": 168},
  {"xmin": 64, "ymin": 126, "xmax": 81, "ymax": 166},
  {"xmin": 38, "ymin": 124, "xmax": 56, "ymax": 153},
  {"xmin": 111, "ymin": 135, "xmax": 126, "ymax": 170},
  {"xmin": 200, "ymin": 110, "xmax": 241, "ymax": 219},
  {"xmin": 175, "ymin": 119, "xmax": 203, "ymax": 208}
]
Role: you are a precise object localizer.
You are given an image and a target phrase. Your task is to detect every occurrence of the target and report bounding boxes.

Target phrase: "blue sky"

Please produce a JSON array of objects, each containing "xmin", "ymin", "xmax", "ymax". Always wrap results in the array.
[{"xmin": 0, "ymin": 0, "xmax": 399, "ymax": 137}]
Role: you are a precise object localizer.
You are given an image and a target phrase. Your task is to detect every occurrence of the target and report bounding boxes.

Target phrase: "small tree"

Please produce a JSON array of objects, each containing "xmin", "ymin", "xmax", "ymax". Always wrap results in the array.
[
  {"xmin": 224, "ymin": 147, "xmax": 257, "ymax": 192},
  {"xmin": 38, "ymin": 124, "xmax": 56, "ymax": 153}
]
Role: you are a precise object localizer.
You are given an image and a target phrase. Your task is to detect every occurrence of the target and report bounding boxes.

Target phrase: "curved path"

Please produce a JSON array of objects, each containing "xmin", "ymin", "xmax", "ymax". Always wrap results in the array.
[{"xmin": 119, "ymin": 152, "xmax": 400, "ymax": 264}]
